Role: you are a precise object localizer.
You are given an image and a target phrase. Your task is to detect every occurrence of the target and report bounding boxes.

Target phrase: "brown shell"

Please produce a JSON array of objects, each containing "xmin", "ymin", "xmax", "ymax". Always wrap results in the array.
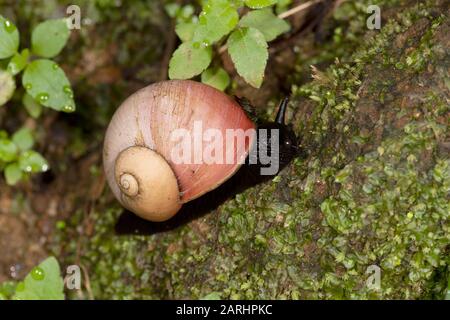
[{"xmin": 103, "ymin": 80, "xmax": 256, "ymax": 207}]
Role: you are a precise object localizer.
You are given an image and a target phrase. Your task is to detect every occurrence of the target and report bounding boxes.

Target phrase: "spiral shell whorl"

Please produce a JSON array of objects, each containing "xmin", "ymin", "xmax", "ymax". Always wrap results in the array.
[{"xmin": 118, "ymin": 173, "xmax": 139, "ymax": 197}]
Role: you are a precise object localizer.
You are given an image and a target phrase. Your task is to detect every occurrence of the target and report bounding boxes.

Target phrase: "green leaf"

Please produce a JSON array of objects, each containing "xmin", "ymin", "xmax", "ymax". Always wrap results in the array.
[
  {"xmin": 200, "ymin": 292, "xmax": 222, "ymax": 300},
  {"xmin": 169, "ymin": 41, "xmax": 212, "ymax": 79},
  {"xmin": 245, "ymin": 0, "xmax": 277, "ymax": 9},
  {"xmin": 164, "ymin": 3, "xmax": 180, "ymax": 18},
  {"xmin": 0, "ymin": 69, "xmax": 15, "ymax": 106},
  {"xmin": 22, "ymin": 93, "xmax": 43, "ymax": 118},
  {"xmin": 13, "ymin": 257, "xmax": 64, "ymax": 300},
  {"xmin": 201, "ymin": 67, "xmax": 230, "ymax": 91},
  {"xmin": 7, "ymin": 49, "xmax": 29, "ymax": 76},
  {"xmin": 192, "ymin": 0, "xmax": 239, "ymax": 44},
  {"xmin": 31, "ymin": 19, "xmax": 70, "ymax": 58},
  {"xmin": 176, "ymin": 22, "xmax": 197, "ymax": 42},
  {"xmin": 239, "ymin": 8, "xmax": 290, "ymax": 41},
  {"xmin": 4, "ymin": 163, "xmax": 22, "ymax": 185},
  {"xmin": 12, "ymin": 127, "xmax": 34, "ymax": 151},
  {"xmin": 0, "ymin": 16, "xmax": 19, "ymax": 59},
  {"xmin": 18, "ymin": 150, "xmax": 49, "ymax": 173},
  {"xmin": 0, "ymin": 138, "xmax": 18, "ymax": 162},
  {"xmin": 227, "ymin": 27, "xmax": 268, "ymax": 88},
  {"xmin": 22, "ymin": 59, "xmax": 75, "ymax": 112}
]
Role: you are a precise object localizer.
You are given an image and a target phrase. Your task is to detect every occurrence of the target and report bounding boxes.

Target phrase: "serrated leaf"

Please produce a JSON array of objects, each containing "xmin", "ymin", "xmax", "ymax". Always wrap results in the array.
[
  {"xmin": 245, "ymin": 0, "xmax": 277, "ymax": 9},
  {"xmin": 0, "ymin": 16, "xmax": 19, "ymax": 59},
  {"xmin": 176, "ymin": 22, "xmax": 197, "ymax": 42},
  {"xmin": 0, "ymin": 69, "xmax": 15, "ymax": 106},
  {"xmin": 22, "ymin": 93, "xmax": 43, "ymax": 118},
  {"xmin": 12, "ymin": 127, "xmax": 34, "ymax": 151},
  {"xmin": 169, "ymin": 41, "xmax": 212, "ymax": 79},
  {"xmin": 22, "ymin": 59, "xmax": 75, "ymax": 112},
  {"xmin": 13, "ymin": 257, "xmax": 64, "ymax": 300},
  {"xmin": 7, "ymin": 49, "xmax": 29, "ymax": 76},
  {"xmin": 18, "ymin": 150, "xmax": 49, "ymax": 173},
  {"xmin": 4, "ymin": 163, "xmax": 22, "ymax": 185},
  {"xmin": 0, "ymin": 138, "xmax": 18, "ymax": 162},
  {"xmin": 239, "ymin": 8, "xmax": 290, "ymax": 41},
  {"xmin": 227, "ymin": 27, "xmax": 268, "ymax": 88},
  {"xmin": 192, "ymin": 0, "xmax": 239, "ymax": 44},
  {"xmin": 201, "ymin": 67, "xmax": 230, "ymax": 91},
  {"xmin": 31, "ymin": 19, "xmax": 70, "ymax": 58}
]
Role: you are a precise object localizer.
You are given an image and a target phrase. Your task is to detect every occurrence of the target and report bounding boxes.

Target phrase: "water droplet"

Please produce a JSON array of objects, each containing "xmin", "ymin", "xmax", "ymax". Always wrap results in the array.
[
  {"xmin": 63, "ymin": 85, "xmax": 74, "ymax": 98},
  {"xmin": 63, "ymin": 105, "xmax": 75, "ymax": 112},
  {"xmin": 41, "ymin": 164, "xmax": 49, "ymax": 172},
  {"xmin": 25, "ymin": 166, "xmax": 32, "ymax": 172},
  {"xmin": 25, "ymin": 83, "xmax": 32, "ymax": 90},
  {"xmin": 192, "ymin": 42, "xmax": 200, "ymax": 49},
  {"xmin": 36, "ymin": 93, "xmax": 49, "ymax": 103},
  {"xmin": 52, "ymin": 63, "xmax": 59, "ymax": 70},
  {"xmin": 4, "ymin": 20, "xmax": 16, "ymax": 33},
  {"xmin": 201, "ymin": 40, "xmax": 210, "ymax": 48},
  {"xmin": 31, "ymin": 267, "xmax": 45, "ymax": 281}
]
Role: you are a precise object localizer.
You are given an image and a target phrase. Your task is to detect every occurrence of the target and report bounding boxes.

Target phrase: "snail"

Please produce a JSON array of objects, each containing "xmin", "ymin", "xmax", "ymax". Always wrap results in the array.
[{"xmin": 103, "ymin": 80, "xmax": 299, "ymax": 223}]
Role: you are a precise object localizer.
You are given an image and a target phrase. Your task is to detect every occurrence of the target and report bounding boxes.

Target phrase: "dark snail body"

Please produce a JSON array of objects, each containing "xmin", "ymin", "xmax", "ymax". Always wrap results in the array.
[{"xmin": 115, "ymin": 98, "xmax": 300, "ymax": 235}]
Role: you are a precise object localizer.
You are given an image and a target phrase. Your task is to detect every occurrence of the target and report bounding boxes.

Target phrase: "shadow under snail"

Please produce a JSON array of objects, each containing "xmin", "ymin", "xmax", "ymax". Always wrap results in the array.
[{"xmin": 103, "ymin": 80, "xmax": 300, "ymax": 231}]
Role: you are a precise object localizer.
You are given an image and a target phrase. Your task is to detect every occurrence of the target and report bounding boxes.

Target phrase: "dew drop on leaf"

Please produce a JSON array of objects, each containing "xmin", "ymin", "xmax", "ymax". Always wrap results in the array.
[
  {"xmin": 202, "ymin": 40, "xmax": 210, "ymax": 48},
  {"xmin": 192, "ymin": 42, "xmax": 200, "ymax": 49},
  {"xmin": 25, "ymin": 83, "xmax": 32, "ymax": 90},
  {"xmin": 36, "ymin": 92, "xmax": 49, "ymax": 103},
  {"xmin": 62, "ymin": 105, "xmax": 74, "ymax": 112},
  {"xmin": 3, "ymin": 19, "xmax": 16, "ymax": 33},
  {"xmin": 63, "ymin": 85, "xmax": 73, "ymax": 98},
  {"xmin": 31, "ymin": 266, "xmax": 45, "ymax": 281}
]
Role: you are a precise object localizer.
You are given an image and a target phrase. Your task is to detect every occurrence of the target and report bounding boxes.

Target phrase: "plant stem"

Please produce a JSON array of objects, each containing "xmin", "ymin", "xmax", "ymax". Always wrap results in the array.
[{"xmin": 278, "ymin": 0, "xmax": 324, "ymax": 19}]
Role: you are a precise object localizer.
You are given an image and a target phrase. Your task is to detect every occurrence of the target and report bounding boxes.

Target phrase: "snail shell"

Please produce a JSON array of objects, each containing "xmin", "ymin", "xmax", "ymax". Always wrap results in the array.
[{"xmin": 103, "ymin": 80, "xmax": 256, "ymax": 222}]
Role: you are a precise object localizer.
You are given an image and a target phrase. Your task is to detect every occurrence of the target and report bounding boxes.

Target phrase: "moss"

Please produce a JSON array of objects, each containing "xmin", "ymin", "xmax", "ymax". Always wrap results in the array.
[{"xmin": 52, "ymin": 0, "xmax": 450, "ymax": 299}]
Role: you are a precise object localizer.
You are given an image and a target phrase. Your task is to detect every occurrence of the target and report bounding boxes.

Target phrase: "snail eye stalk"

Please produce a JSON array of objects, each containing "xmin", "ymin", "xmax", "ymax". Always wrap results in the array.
[{"xmin": 275, "ymin": 97, "xmax": 289, "ymax": 125}]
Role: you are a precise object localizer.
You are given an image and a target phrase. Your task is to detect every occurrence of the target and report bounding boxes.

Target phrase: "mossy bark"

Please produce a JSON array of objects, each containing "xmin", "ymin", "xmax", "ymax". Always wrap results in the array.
[{"xmin": 66, "ymin": 0, "xmax": 449, "ymax": 299}]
